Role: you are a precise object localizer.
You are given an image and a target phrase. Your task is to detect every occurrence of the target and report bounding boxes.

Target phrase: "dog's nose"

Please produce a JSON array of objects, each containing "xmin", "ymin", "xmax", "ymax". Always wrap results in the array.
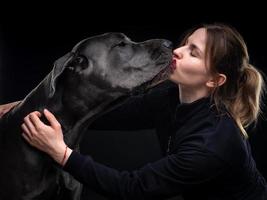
[{"xmin": 162, "ymin": 40, "xmax": 173, "ymax": 49}]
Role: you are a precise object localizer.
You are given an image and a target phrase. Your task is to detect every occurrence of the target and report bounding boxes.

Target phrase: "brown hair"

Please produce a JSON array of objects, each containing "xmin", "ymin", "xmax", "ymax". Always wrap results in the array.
[{"xmin": 180, "ymin": 23, "xmax": 266, "ymax": 138}]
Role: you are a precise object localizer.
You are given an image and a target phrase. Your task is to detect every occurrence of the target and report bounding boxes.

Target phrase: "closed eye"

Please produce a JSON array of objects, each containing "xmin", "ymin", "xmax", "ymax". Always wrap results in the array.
[
  {"xmin": 67, "ymin": 55, "xmax": 88, "ymax": 70},
  {"xmin": 117, "ymin": 41, "xmax": 127, "ymax": 47},
  {"xmin": 189, "ymin": 45, "xmax": 200, "ymax": 58},
  {"xmin": 111, "ymin": 41, "xmax": 128, "ymax": 49},
  {"xmin": 111, "ymin": 42, "xmax": 127, "ymax": 50},
  {"xmin": 190, "ymin": 50, "xmax": 197, "ymax": 57}
]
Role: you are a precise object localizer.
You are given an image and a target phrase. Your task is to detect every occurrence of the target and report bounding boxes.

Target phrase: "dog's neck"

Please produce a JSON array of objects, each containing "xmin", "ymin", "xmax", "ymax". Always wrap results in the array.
[
  {"xmin": 45, "ymin": 85, "xmax": 127, "ymax": 148},
  {"xmin": 4, "ymin": 77, "xmax": 127, "ymax": 148}
]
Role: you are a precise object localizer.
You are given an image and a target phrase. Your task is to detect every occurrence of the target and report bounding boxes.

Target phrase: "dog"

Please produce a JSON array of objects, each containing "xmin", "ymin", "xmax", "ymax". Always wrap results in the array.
[{"xmin": 0, "ymin": 32, "xmax": 172, "ymax": 200}]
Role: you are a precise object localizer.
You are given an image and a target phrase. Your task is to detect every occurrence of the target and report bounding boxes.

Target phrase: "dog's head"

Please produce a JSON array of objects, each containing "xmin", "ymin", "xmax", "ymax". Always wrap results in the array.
[{"xmin": 49, "ymin": 32, "xmax": 172, "ymax": 114}]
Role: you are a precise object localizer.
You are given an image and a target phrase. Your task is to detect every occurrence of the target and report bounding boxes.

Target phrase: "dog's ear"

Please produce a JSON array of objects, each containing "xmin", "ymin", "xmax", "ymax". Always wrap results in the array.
[{"xmin": 49, "ymin": 52, "xmax": 73, "ymax": 97}]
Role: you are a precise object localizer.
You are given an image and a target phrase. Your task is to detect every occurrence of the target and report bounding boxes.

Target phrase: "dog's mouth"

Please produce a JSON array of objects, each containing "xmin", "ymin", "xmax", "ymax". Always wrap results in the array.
[
  {"xmin": 146, "ymin": 64, "xmax": 171, "ymax": 89},
  {"xmin": 131, "ymin": 61, "xmax": 171, "ymax": 95}
]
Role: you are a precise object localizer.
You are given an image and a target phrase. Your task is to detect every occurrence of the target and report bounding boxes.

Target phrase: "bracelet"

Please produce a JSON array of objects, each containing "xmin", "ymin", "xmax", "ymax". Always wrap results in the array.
[{"xmin": 61, "ymin": 145, "xmax": 68, "ymax": 166}]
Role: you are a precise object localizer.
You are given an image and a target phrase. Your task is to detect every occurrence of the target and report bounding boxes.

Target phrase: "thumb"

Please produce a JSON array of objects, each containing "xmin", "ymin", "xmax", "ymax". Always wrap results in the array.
[{"xmin": 43, "ymin": 109, "xmax": 61, "ymax": 129}]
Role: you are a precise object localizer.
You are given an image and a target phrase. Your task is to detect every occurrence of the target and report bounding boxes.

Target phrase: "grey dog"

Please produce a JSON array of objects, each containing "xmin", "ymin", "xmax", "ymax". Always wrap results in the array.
[{"xmin": 0, "ymin": 32, "xmax": 172, "ymax": 200}]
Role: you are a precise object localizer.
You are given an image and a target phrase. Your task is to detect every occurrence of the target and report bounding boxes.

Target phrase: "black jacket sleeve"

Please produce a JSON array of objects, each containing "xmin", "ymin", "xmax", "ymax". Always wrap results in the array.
[{"xmin": 63, "ymin": 145, "xmax": 227, "ymax": 200}]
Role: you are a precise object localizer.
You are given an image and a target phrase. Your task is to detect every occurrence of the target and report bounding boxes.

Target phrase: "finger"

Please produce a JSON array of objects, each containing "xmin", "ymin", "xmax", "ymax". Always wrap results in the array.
[
  {"xmin": 21, "ymin": 123, "xmax": 32, "ymax": 137},
  {"xmin": 33, "ymin": 111, "xmax": 42, "ymax": 118},
  {"xmin": 44, "ymin": 109, "xmax": 61, "ymax": 129},
  {"xmin": 23, "ymin": 115, "xmax": 38, "ymax": 134},
  {"xmin": 22, "ymin": 133, "xmax": 32, "ymax": 145},
  {"xmin": 28, "ymin": 111, "xmax": 42, "ymax": 118},
  {"xmin": 0, "ymin": 108, "xmax": 8, "ymax": 118},
  {"xmin": 29, "ymin": 112, "xmax": 44, "ymax": 129}
]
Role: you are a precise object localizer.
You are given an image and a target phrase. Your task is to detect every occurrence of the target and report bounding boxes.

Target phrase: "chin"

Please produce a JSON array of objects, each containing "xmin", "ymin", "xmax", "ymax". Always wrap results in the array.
[{"xmin": 168, "ymin": 74, "xmax": 176, "ymax": 82}]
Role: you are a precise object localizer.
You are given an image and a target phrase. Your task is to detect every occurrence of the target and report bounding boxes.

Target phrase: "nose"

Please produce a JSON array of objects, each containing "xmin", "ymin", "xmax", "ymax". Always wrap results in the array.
[
  {"xmin": 173, "ymin": 48, "xmax": 182, "ymax": 59},
  {"xmin": 162, "ymin": 40, "xmax": 173, "ymax": 49}
]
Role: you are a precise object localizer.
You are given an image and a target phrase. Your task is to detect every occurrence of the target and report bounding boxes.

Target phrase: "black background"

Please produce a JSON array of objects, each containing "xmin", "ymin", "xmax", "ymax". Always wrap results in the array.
[{"xmin": 1, "ymin": 4, "xmax": 266, "ymax": 199}]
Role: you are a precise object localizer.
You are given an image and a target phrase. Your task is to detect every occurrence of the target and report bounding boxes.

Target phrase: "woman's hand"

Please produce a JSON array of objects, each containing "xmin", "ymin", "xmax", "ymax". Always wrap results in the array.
[
  {"xmin": 21, "ymin": 109, "xmax": 72, "ymax": 166},
  {"xmin": 0, "ymin": 101, "xmax": 21, "ymax": 118}
]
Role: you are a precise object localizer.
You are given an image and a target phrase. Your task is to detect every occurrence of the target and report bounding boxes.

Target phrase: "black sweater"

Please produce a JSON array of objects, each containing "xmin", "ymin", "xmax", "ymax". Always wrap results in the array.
[{"xmin": 63, "ymin": 81, "xmax": 267, "ymax": 200}]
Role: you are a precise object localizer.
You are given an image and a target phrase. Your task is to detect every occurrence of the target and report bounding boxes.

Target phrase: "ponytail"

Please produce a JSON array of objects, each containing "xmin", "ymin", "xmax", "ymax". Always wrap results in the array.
[
  {"xmin": 203, "ymin": 23, "xmax": 266, "ymax": 138},
  {"xmin": 221, "ymin": 64, "xmax": 265, "ymax": 138}
]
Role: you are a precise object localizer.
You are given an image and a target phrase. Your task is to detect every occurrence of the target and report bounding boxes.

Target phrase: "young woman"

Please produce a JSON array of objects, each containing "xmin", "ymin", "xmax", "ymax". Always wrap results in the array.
[{"xmin": 2, "ymin": 23, "xmax": 267, "ymax": 199}]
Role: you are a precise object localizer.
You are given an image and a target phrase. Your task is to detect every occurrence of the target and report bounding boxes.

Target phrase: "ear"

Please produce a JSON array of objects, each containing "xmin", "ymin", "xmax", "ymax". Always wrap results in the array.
[
  {"xmin": 49, "ymin": 52, "xmax": 73, "ymax": 97},
  {"xmin": 206, "ymin": 73, "xmax": 227, "ymax": 88}
]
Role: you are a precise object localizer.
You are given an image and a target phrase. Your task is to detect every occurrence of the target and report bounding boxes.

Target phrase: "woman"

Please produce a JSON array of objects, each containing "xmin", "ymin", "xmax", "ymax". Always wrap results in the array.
[{"xmin": 2, "ymin": 23, "xmax": 267, "ymax": 199}]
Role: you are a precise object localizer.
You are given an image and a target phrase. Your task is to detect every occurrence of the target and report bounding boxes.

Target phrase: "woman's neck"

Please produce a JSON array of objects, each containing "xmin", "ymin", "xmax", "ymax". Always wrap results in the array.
[{"xmin": 178, "ymin": 85, "xmax": 210, "ymax": 104}]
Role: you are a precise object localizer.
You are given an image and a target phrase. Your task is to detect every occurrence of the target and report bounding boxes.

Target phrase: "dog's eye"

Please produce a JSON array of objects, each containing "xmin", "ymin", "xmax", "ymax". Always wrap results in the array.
[
  {"xmin": 74, "ymin": 56, "xmax": 86, "ymax": 64},
  {"xmin": 71, "ymin": 55, "xmax": 88, "ymax": 70},
  {"xmin": 123, "ymin": 67, "xmax": 142, "ymax": 73},
  {"xmin": 117, "ymin": 41, "xmax": 127, "ymax": 47}
]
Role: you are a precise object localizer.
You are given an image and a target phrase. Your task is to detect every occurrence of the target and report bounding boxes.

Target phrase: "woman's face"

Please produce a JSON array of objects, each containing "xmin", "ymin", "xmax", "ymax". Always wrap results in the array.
[{"xmin": 169, "ymin": 28, "xmax": 212, "ymax": 89}]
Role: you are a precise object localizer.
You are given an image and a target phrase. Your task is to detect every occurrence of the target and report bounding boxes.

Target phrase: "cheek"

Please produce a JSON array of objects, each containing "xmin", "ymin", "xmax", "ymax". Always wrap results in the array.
[
  {"xmin": 180, "ymin": 60, "xmax": 208, "ymax": 78},
  {"xmin": 170, "ymin": 61, "xmax": 210, "ymax": 85}
]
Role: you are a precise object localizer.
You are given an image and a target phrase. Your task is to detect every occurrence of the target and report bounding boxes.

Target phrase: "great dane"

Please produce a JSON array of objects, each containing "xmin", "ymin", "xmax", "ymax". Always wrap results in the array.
[{"xmin": 0, "ymin": 32, "xmax": 172, "ymax": 200}]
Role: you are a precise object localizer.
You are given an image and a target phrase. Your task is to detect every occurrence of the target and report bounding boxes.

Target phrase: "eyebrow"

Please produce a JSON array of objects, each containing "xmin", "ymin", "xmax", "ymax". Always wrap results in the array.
[
  {"xmin": 185, "ymin": 39, "xmax": 204, "ymax": 57},
  {"xmin": 189, "ymin": 44, "xmax": 203, "ymax": 57}
]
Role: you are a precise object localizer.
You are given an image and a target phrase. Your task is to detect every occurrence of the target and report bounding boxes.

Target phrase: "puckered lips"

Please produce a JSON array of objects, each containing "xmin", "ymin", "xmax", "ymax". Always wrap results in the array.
[{"xmin": 170, "ymin": 58, "xmax": 176, "ymax": 73}]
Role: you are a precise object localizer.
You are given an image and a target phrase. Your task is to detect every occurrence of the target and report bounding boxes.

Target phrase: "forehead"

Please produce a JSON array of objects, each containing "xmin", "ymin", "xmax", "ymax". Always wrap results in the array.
[
  {"xmin": 187, "ymin": 28, "xmax": 207, "ymax": 51},
  {"xmin": 72, "ymin": 32, "xmax": 129, "ymax": 53}
]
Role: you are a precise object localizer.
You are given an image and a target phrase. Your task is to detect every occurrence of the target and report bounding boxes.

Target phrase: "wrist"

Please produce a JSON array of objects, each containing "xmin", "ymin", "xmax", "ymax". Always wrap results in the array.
[
  {"xmin": 50, "ymin": 143, "xmax": 72, "ymax": 166},
  {"xmin": 61, "ymin": 147, "xmax": 73, "ymax": 166},
  {"xmin": 48, "ymin": 143, "xmax": 68, "ymax": 165}
]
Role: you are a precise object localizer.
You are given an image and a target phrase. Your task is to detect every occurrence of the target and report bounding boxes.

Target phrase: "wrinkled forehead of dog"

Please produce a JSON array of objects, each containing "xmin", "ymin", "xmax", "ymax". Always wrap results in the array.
[{"xmin": 72, "ymin": 32, "xmax": 130, "ymax": 56}]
